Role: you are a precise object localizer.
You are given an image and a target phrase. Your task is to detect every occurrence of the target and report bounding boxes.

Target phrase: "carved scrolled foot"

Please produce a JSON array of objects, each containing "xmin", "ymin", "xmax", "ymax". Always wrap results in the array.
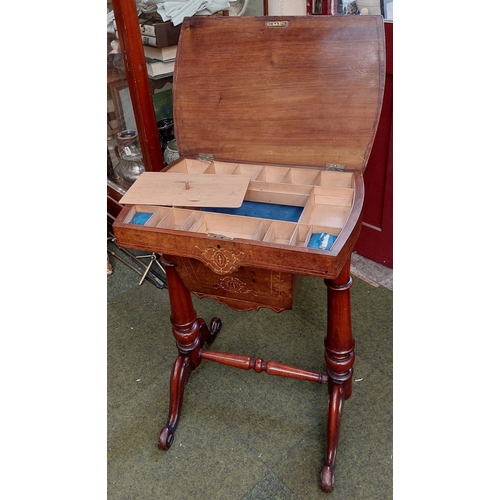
[
  {"xmin": 158, "ymin": 425, "xmax": 175, "ymax": 450},
  {"xmin": 198, "ymin": 317, "xmax": 222, "ymax": 347},
  {"xmin": 157, "ymin": 355, "xmax": 191, "ymax": 451},
  {"xmin": 208, "ymin": 317, "xmax": 222, "ymax": 341},
  {"xmin": 320, "ymin": 465, "xmax": 334, "ymax": 492},
  {"xmin": 320, "ymin": 384, "xmax": 344, "ymax": 493}
]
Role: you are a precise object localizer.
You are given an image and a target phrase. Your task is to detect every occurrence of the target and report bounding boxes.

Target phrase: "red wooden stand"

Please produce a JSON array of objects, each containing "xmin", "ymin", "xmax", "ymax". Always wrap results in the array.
[
  {"xmin": 111, "ymin": 15, "xmax": 385, "ymax": 493},
  {"xmin": 157, "ymin": 255, "xmax": 355, "ymax": 492}
]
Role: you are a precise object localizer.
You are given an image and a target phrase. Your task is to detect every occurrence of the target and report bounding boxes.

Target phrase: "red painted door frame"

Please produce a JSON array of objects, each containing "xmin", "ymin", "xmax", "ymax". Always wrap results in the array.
[{"xmin": 354, "ymin": 21, "xmax": 393, "ymax": 269}]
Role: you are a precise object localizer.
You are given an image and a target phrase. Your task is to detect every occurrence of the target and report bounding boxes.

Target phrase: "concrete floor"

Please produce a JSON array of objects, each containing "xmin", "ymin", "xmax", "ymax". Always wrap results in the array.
[{"xmin": 351, "ymin": 252, "xmax": 393, "ymax": 291}]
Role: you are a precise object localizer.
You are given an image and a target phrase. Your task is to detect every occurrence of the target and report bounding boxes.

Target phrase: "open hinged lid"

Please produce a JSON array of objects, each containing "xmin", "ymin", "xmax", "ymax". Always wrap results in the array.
[{"xmin": 173, "ymin": 15, "xmax": 385, "ymax": 172}]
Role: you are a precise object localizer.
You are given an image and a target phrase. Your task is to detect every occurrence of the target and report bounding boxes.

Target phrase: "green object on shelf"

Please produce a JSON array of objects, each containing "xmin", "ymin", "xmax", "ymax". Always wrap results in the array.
[{"xmin": 152, "ymin": 87, "xmax": 173, "ymax": 121}]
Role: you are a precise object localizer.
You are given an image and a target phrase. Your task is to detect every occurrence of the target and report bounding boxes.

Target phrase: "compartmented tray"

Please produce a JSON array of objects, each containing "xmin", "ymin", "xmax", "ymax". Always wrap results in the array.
[{"xmin": 120, "ymin": 158, "xmax": 355, "ymax": 251}]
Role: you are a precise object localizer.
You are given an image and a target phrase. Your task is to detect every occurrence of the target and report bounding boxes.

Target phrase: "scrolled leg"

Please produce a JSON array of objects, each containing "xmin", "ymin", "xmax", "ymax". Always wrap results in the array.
[
  {"xmin": 157, "ymin": 257, "xmax": 222, "ymax": 450},
  {"xmin": 320, "ymin": 258, "xmax": 355, "ymax": 492},
  {"xmin": 200, "ymin": 317, "xmax": 222, "ymax": 345},
  {"xmin": 158, "ymin": 355, "xmax": 191, "ymax": 450},
  {"xmin": 320, "ymin": 384, "xmax": 344, "ymax": 492}
]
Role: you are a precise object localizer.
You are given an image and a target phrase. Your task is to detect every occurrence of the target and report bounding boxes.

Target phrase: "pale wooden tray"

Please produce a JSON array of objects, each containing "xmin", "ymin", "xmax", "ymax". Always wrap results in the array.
[{"xmin": 119, "ymin": 172, "xmax": 250, "ymax": 208}]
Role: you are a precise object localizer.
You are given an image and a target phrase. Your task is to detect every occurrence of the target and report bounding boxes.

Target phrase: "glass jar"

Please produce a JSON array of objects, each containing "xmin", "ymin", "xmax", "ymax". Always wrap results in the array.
[
  {"xmin": 356, "ymin": 0, "xmax": 381, "ymax": 15},
  {"xmin": 156, "ymin": 118, "xmax": 175, "ymax": 156},
  {"xmin": 114, "ymin": 130, "xmax": 145, "ymax": 183},
  {"xmin": 164, "ymin": 139, "xmax": 179, "ymax": 165}
]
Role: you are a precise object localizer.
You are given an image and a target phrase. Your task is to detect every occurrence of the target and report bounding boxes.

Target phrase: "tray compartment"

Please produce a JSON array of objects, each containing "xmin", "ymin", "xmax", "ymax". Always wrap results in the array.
[
  {"xmin": 313, "ymin": 186, "xmax": 354, "ymax": 207},
  {"xmin": 189, "ymin": 212, "xmax": 264, "ymax": 241},
  {"xmin": 123, "ymin": 204, "xmax": 157, "ymax": 225},
  {"xmin": 204, "ymin": 161, "xmax": 238, "ymax": 175},
  {"xmin": 245, "ymin": 181, "xmax": 312, "ymax": 207},
  {"xmin": 305, "ymin": 225, "xmax": 342, "ymax": 250},
  {"xmin": 295, "ymin": 224, "xmax": 314, "ymax": 247},
  {"xmin": 315, "ymin": 171, "xmax": 354, "ymax": 189},
  {"xmin": 282, "ymin": 168, "xmax": 320, "ymax": 186},
  {"xmin": 142, "ymin": 207, "xmax": 172, "ymax": 226},
  {"xmin": 256, "ymin": 166, "xmax": 290, "ymax": 183},
  {"xmin": 157, "ymin": 208, "xmax": 201, "ymax": 230},
  {"xmin": 167, "ymin": 158, "xmax": 210, "ymax": 174},
  {"xmin": 299, "ymin": 187, "xmax": 353, "ymax": 229},
  {"xmin": 300, "ymin": 202, "xmax": 351, "ymax": 229},
  {"xmin": 263, "ymin": 221, "xmax": 299, "ymax": 245},
  {"xmin": 233, "ymin": 164, "xmax": 264, "ymax": 180}
]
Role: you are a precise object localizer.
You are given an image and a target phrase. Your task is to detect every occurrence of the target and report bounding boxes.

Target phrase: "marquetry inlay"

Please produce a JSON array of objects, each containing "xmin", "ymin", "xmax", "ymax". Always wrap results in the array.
[
  {"xmin": 214, "ymin": 276, "xmax": 256, "ymax": 296},
  {"xmin": 195, "ymin": 246, "xmax": 244, "ymax": 275}
]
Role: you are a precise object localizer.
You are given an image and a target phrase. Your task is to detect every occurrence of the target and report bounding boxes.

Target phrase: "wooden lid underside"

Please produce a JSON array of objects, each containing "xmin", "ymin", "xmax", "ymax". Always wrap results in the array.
[{"xmin": 173, "ymin": 16, "xmax": 385, "ymax": 172}]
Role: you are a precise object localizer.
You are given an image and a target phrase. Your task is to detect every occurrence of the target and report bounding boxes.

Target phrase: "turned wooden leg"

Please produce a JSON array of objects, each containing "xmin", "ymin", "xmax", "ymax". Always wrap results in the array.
[
  {"xmin": 320, "ymin": 257, "xmax": 355, "ymax": 492},
  {"xmin": 157, "ymin": 257, "xmax": 222, "ymax": 450}
]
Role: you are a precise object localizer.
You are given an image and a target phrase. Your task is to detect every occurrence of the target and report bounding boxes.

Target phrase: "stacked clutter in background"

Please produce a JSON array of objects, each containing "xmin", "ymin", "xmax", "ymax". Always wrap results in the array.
[
  {"xmin": 108, "ymin": 3, "xmax": 248, "ymax": 169},
  {"xmin": 298, "ymin": 0, "xmax": 391, "ymax": 17},
  {"xmin": 137, "ymin": 9, "xmax": 235, "ymax": 160},
  {"xmin": 137, "ymin": 13, "xmax": 179, "ymax": 159},
  {"xmin": 111, "ymin": 11, "xmax": 180, "ymax": 120},
  {"xmin": 135, "ymin": 0, "xmax": 244, "ymax": 26},
  {"xmin": 139, "ymin": 14, "xmax": 181, "ymax": 80}
]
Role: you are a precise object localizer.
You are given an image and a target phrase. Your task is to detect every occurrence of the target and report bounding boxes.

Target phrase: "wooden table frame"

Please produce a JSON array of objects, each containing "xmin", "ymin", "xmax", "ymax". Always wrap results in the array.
[
  {"xmin": 112, "ymin": 14, "xmax": 385, "ymax": 493},
  {"xmin": 113, "ymin": 158, "xmax": 368, "ymax": 493},
  {"xmin": 156, "ymin": 253, "xmax": 355, "ymax": 492}
]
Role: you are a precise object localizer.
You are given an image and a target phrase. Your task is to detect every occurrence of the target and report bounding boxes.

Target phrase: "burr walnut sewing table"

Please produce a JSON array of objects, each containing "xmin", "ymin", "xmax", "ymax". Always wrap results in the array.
[{"xmin": 113, "ymin": 15, "xmax": 385, "ymax": 493}]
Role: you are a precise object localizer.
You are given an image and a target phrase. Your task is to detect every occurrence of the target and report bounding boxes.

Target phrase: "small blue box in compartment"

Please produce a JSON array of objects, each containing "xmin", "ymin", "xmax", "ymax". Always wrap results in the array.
[
  {"xmin": 203, "ymin": 201, "xmax": 303, "ymax": 222},
  {"xmin": 130, "ymin": 211, "xmax": 153, "ymax": 225},
  {"xmin": 307, "ymin": 232, "xmax": 337, "ymax": 251}
]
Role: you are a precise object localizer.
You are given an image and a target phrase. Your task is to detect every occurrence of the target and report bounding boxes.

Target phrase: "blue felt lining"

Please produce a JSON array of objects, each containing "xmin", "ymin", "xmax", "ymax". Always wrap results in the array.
[
  {"xmin": 202, "ymin": 201, "xmax": 303, "ymax": 222},
  {"xmin": 130, "ymin": 212, "xmax": 153, "ymax": 225}
]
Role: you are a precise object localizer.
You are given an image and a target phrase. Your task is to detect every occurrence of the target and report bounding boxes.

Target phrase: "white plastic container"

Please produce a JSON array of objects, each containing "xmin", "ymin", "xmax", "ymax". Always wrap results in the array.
[{"xmin": 356, "ymin": 0, "xmax": 381, "ymax": 15}]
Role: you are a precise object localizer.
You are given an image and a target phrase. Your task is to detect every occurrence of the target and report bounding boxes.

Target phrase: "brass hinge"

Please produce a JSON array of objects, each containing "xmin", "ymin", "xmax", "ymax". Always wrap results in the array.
[
  {"xmin": 197, "ymin": 153, "xmax": 215, "ymax": 162},
  {"xmin": 325, "ymin": 163, "xmax": 346, "ymax": 172}
]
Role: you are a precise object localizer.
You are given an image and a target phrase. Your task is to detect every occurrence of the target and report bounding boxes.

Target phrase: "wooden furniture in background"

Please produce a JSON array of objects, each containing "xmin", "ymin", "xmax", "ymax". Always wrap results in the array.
[{"xmin": 113, "ymin": 15, "xmax": 385, "ymax": 492}]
